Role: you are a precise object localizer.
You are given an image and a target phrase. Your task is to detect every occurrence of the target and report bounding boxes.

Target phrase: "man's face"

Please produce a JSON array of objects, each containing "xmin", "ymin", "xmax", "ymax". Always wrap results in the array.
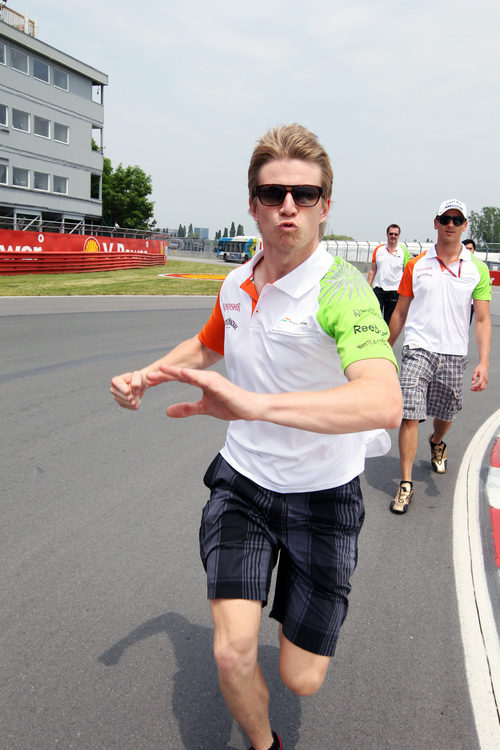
[
  {"xmin": 464, "ymin": 242, "xmax": 475, "ymax": 253},
  {"xmin": 434, "ymin": 210, "xmax": 468, "ymax": 244},
  {"xmin": 249, "ymin": 159, "xmax": 330, "ymax": 256},
  {"xmin": 387, "ymin": 227, "xmax": 400, "ymax": 247}
]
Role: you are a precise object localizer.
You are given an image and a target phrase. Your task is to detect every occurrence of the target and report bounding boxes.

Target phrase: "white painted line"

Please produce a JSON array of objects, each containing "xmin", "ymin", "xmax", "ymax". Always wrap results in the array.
[{"xmin": 453, "ymin": 409, "xmax": 500, "ymax": 749}]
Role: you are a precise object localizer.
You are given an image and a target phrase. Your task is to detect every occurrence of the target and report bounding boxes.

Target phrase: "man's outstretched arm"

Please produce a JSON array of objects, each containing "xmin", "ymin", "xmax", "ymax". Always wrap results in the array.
[
  {"xmin": 152, "ymin": 357, "xmax": 402, "ymax": 434},
  {"xmin": 110, "ymin": 335, "xmax": 222, "ymax": 411}
]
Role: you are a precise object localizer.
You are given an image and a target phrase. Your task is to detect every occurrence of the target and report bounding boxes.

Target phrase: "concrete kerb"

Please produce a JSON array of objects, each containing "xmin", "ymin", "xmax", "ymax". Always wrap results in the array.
[{"xmin": 453, "ymin": 409, "xmax": 500, "ymax": 749}]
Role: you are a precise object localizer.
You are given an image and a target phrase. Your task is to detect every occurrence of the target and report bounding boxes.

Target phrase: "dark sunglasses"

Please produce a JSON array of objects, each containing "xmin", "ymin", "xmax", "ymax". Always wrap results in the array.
[
  {"xmin": 436, "ymin": 214, "xmax": 466, "ymax": 226},
  {"xmin": 388, "ymin": 232, "xmax": 400, "ymax": 236},
  {"xmin": 254, "ymin": 184, "xmax": 324, "ymax": 207}
]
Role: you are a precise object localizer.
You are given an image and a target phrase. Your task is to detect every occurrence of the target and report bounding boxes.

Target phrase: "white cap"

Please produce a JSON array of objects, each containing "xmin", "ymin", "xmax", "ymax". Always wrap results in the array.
[{"xmin": 436, "ymin": 199, "xmax": 467, "ymax": 219}]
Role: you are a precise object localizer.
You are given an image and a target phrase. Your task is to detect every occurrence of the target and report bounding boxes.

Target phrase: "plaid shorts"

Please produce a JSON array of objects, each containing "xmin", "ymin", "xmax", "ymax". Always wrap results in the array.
[
  {"xmin": 400, "ymin": 346, "xmax": 468, "ymax": 421},
  {"xmin": 199, "ymin": 454, "xmax": 364, "ymax": 657}
]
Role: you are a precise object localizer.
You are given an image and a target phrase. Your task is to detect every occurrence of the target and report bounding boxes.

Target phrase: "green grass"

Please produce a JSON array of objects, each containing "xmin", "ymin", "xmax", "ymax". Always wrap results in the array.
[{"xmin": 0, "ymin": 260, "xmax": 232, "ymax": 296}]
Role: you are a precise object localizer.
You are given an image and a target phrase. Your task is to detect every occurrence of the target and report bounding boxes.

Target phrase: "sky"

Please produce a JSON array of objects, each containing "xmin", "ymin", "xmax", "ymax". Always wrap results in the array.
[{"xmin": 20, "ymin": 0, "xmax": 500, "ymax": 241}]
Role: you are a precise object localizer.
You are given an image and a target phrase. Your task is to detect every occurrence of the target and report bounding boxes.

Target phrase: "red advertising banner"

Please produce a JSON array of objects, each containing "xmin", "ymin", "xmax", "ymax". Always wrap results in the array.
[
  {"xmin": 0, "ymin": 229, "xmax": 167, "ymax": 255},
  {"xmin": 0, "ymin": 229, "xmax": 167, "ymax": 275}
]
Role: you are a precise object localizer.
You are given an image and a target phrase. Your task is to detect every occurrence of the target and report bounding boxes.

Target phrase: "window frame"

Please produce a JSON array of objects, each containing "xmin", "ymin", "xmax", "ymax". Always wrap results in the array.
[
  {"xmin": 53, "ymin": 67, "xmax": 69, "ymax": 91},
  {"xmin": 0, "ymin": 164, "xmax": 7, "ymax": 185},
  {"xmin": 33, "ymin": 58, "xmax": 50, "ymax": 83},
  {"xmin": 0, "ymin": 103, "xmax": 7, "ymax": 127},
  {"xmin": 53, "ymin": 175, "xmax": 68, "ymax": 194},
  {"xmin": 0, "ymin": 42, "xmax": 6, "ymax": 66},
  {"xmin": 33, "ymin": 115, "xmax": 50, "ymax": 139},
  {"xmin": 12, "ymin": 108, "xmax": 30, "ymax": 133},
  {"xmin": 33, "ymin": 171, "xmax": 50, "ymax": 191},
  {"xmin": 13, "ymin": 166, "xmax": 30, "ymax": 188},
  {"xmin": 53, "ymin": 122, "xmax": 69, "ymax": 144},
  {"xmin": 11, "ymin": 47, "xmax": 29, "ymax": 75}
]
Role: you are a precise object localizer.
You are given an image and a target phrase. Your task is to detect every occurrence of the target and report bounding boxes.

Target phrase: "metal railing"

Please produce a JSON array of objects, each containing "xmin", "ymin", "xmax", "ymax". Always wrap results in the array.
[
  {"xmin": 0, "ymin": 5, "xmax": 37, "ymax": 37},
  {"xmin": 0, "ymin": 214, "xmax": 169, "ymax": 240}
]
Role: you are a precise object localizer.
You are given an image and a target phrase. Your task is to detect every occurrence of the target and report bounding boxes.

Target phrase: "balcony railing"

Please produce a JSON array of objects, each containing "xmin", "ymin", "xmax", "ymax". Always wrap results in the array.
[{"xmin": 0, "ymin": 5, "xmax": 37, "ymax": 37}]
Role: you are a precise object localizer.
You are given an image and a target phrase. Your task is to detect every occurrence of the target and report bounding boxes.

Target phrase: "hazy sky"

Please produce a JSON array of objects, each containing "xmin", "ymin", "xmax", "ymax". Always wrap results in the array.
[{"xmin": 25, "ymin": 0, "xmax": 500, "ymax": 241}]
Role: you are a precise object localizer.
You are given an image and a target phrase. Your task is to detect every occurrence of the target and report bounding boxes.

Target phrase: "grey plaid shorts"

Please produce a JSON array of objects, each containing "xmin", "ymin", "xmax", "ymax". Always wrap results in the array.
[
  {"xmin": 400, "ymin": 346, "xmax": 468, "ymax": 421},
  {"xmin": 199, "ymin": 454, "xmax": 364, "ymax": 657}
]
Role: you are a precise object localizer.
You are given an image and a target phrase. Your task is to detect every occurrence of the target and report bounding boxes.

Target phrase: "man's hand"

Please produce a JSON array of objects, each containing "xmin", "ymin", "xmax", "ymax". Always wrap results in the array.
[
  {"xmin": 471, "ymin": 363, "xmax": 488, "ymax": 392},
  {"xmin": 151, "ymin": 364, "xmax": 260, "ymax": 422},
  {"xmin": 110, "ymin": 370, "xmax": 148, "ymax": 410}
]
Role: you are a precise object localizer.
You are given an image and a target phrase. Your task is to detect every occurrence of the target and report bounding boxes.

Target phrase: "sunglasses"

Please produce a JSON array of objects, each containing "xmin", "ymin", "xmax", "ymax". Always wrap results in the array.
[
  {"xmin": 254, "ymin": 184, "xmax": 324, "ymax": 207},
  {"xmin": 388, "ymin": 232, "xmax": 400, "ymax": 236},
  {"xmin": 436, "ymin": 214, "xmax": 466, "ymax": 226}
]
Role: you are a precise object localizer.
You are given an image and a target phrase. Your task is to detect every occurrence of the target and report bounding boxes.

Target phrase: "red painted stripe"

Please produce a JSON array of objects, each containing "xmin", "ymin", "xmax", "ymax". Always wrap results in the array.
[
  {"xmin": 490, "ymin": 507, "xmax": 500, "ymax": 569},
  {"xmin": 490, "ymin": 438, "xmax": 500, "ymax": 468}
]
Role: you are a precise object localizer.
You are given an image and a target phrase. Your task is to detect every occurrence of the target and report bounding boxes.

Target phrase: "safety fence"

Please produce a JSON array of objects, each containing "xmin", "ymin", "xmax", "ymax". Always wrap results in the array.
[{"xmin": 0, "ymin": 229, "xmax": 166, "ymax": 275}]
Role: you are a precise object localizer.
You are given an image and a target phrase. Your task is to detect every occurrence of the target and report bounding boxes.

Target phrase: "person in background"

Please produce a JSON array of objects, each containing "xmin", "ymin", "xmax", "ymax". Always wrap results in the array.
[
  {"xmin": 463, "ymin": 239, "xmax": 476, "ymax": 322},
  {"xmin": 110, "ymin": 124, "xmax": 402, "ymax": 750},
  {"xmin": 388, "ymin": 200, "xmax": 491, "ymax": 515},
  {"xmin": 367, "ymin": 224, "xmax": 411, "ymax": 324}
]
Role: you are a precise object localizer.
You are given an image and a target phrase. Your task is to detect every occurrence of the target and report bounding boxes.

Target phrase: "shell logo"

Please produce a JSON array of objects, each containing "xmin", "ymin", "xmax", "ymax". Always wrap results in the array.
[{"xmin": 84, "ymin": 237, "xmax": 100, "ymax": 253}]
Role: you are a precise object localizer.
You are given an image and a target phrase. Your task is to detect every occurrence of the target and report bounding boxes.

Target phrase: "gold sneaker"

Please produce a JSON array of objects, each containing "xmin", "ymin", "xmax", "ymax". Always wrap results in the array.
[
  {"xmin": 390, "ymin": 482, "xmax": 414, "ymax": 514},
  {"xmin": 429, "ymin": 435, "xmax": 447, "ymax": 474}
]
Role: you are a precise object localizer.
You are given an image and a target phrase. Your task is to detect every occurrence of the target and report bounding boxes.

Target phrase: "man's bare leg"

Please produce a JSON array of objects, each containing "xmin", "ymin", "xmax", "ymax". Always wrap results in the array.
[
  {"xmin": 431, "ymin": 417, "xmax": 453, "ymax": 445},
  {"xmin": 278, "ymin": 627, "xmax": 330, "ymax": 696},
  {"xmin": 210, "ymin": 599, "xmax": 274, "ymax": 750},
  {"xmin": 399, "ymin": 418, "xmax": 419, "ymax": 481}
]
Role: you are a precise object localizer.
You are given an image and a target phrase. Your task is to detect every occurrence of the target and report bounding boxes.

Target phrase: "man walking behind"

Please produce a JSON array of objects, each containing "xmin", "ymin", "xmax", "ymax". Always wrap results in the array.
[
  {"xmin": 367, "ymin": 224, "xmax": 411, "ymax": 324},
  {"xmin": 388, "ymin": 199, "xmax": 491, "ymax": 514},
  {"xmin": 111, "ymin": 124, "xmax": 402, "ymax": 749}
]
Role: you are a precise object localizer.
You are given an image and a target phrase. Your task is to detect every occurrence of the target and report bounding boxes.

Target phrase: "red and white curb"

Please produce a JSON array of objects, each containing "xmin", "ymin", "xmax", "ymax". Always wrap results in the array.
[
  {"xmin": 453, "ymin": 411, "xmax": 500, "ymax": 750},
  {"xmin": 487, "ymin": 437, "xmax": 500, "ymax": 568}
]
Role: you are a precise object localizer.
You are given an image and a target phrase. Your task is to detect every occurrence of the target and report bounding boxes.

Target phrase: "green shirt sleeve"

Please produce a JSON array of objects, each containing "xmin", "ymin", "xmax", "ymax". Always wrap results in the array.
[
  {"xmin": 402, "ymin": 245, "xmax": 412, "ymax": 267},
  {"xmin": 471, "ymin": 256, "xmax": 492, "ymax": 300},
  {"xmin": 316, "ymin": 257, "xmax": 398, "ymax": 371}
]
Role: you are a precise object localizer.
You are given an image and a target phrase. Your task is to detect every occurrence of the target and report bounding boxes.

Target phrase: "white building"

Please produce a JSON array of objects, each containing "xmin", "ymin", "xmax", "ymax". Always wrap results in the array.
[{"xmin": 0, "ymin": 6, "xmax": 108, "ymax": 232}]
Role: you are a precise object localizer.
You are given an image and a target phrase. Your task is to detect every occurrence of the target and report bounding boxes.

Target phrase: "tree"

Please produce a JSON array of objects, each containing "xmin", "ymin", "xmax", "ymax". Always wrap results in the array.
[
  {"xmin": 236, "ymin": 224, "xmax": 244, "ymax": 235},
  {"xmin": 223, "ymin": 227, "xmax": 228, "ymax": 237},
  {"xmin": 101, "ymin": 158, "xmax": 155, "ymax": 230},
  {"xmin": 188, "ymin": 223, "xmax": 194, "ymax": 237},
  {"xmin": 177, "ymin": 224, "xmax": 186, "ymax": 237},
  {"xmin": 323, "ymin": 234, "xmax": 355, "ymax": 241},
  {"xmin": 230, "ymin": 221, "xmax": 236, "ymax": 237},
  {"xmin": 214, "ymin": 230, "xmax": 221, "ymax": 240},
  {"xmin": 468, "ymin": 207, "xmax": 500, "ymax": 244}
]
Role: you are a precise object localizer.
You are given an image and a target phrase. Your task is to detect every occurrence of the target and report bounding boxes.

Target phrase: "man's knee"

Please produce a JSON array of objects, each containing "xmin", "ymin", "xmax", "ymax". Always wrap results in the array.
[
  {"xmin": 279, "ymin": 659, "xmax": 329, "ymax": 696},
  {"xmin": 278, "ymin": 635, "xmax": 330, "ymax": 696},
  {"xmin": 214, "ymin": 632, "xmax": 258, "ymax": 681}
]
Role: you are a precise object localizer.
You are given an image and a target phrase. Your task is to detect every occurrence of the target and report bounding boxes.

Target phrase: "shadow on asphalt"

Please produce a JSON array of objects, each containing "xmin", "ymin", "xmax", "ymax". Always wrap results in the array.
[{"xmin": 99, "ymin": 611, "xmax": 301, "ymax": 749}]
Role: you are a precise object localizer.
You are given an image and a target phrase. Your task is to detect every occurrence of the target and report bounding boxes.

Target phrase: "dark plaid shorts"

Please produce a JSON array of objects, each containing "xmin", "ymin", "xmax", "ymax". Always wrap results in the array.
[
  {"xmin": 400, "ymin": 346, "xmax": 468, "ymax": 421},
  {"xmin": 199, "ymin": 454, "xmax": 364, "ymax": 656}
]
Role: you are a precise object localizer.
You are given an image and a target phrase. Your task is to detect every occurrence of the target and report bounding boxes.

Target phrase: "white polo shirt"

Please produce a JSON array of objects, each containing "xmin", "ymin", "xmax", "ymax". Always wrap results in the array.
[
  {"xmin": 372, "ymin": 243, "xmax": 411, "ymax": 291},
  {"xmin": 199, "ymin": 245, "xmax": 397, "ymax": 492},
  {"xmin": 398, "ymin": 245, "xmax": 491, "ymax": 355}
]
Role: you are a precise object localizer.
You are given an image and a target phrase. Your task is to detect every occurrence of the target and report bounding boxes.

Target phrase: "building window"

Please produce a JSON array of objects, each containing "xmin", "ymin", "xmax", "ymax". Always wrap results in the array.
[
  {"xmin": 0, "ymin": 104, "xmax": 7, "ymax": 127},
  {"xmin": 11, "ymin": 48, "xmax": 29, "ymax": 74},
  {"xmin": 12, "ymin": 109, "xmax": 30, "ymax": 132},
  {"xmin": 90, "ymin": 173, "xmax": 101, "ymax": 200},
  {"xmin": 0, "ymin": 165, "xmax": 7, "ymax": 184},
  {"xmin": 54, "ymin": 122, "xmax": 69, "ymax": 143},
  {"xmin": 13, "ymin": 167, "xmax": 29, "ymax": 188},
  {"xmin": 53, "ymin": 175, "xmax": 68, "ymax": 194},
  {"xmin": 33, "ymin": 58, "xmax": 50, "ymax": 83},
  {"xmin": 53, "ymin": 68, "xmax": 68, "ymax": 90},
  {"xmin": 34, "ymin": 116, "xmax": 50, "ymax": 138},
  {"xmin": 34, "ymin": 172, "xmax": 50, "ymax": 191},
  {"xmin": 0, "ymin": 42, "xmax": 6, "ymax": 66}
]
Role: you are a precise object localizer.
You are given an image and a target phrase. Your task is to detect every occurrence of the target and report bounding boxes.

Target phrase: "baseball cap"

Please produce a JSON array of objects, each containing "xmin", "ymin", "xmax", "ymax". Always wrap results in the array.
[{"xmin": 436, "ymin": 199, "xmax": 467, "ymax": 219}]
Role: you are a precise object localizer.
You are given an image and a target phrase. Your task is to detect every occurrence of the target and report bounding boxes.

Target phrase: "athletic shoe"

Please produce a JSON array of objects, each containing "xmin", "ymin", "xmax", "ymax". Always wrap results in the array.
[
  {"xmin": 249, "ymin": 731, "xmax": 283, "ymax": 750},
  {"xmin": 429, "ymin": 435, "xmax": 447, "ymax": 474},
  {"xmin": 390, "ymin": 481, "xmax": 414, "ymax": 514}
]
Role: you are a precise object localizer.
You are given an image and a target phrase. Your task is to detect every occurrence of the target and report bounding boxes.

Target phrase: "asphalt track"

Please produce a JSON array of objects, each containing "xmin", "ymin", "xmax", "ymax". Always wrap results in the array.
[{"xmin": 1, "ymin": 291, "xmax": 499, "ymax": 750}]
